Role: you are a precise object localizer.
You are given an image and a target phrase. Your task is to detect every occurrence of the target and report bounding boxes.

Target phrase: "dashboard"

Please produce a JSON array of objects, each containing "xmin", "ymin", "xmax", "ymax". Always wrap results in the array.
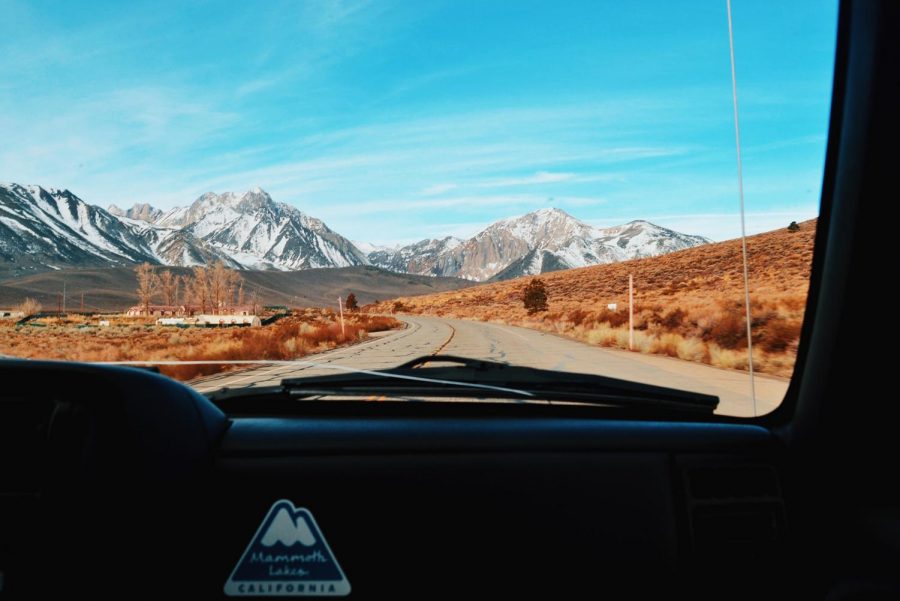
[{"xmin": 0, "ymin": 360, "xmax": 789, "ymax": 599}]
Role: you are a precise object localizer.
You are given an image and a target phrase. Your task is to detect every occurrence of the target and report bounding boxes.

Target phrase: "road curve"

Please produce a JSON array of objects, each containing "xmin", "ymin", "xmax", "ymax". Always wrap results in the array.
[{"xmin": 190, "ymin": 315, "xmax": 787, "ymax": 417}]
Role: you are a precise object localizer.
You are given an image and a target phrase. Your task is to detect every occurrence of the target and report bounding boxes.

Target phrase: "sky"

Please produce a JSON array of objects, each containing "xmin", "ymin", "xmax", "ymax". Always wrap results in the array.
[{"xmin": 0, "ymin": 0, "xmax": 838, "ymax": 244}]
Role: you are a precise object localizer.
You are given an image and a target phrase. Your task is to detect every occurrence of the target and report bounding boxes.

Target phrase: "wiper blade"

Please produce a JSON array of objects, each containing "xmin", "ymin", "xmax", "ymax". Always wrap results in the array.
[{"xmin": 209, "ymin": 355, "xmax": 718, "ymax": 414}]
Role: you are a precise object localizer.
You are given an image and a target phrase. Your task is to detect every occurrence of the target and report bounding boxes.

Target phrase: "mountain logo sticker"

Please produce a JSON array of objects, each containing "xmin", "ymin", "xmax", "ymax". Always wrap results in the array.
[{"xmin": 224, "ymin": 500, "xmax": 351, "ymax": 597}]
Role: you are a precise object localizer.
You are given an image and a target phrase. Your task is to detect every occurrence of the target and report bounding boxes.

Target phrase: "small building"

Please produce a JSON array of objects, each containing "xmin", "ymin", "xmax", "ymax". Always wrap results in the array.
[
  {"xmin": 227, "ymin": 305, "xmax": 256, "ymax": 316},
  {"xmin": 195, "ymin": 314, "xmax": 261, "ymax": 327},
  {"xmin": 126, "ymin": 304, "xmax": 189, "ymax": 317},
  {"xmin": 155, "ymin": 314, "xmax": 260, "ymax": 327},
  {"xmin": 156, "ymin": 317, "xmax": 187, "ymax": 326},
  {"xmin": 127, "ymin": 304, "xmax": 251, "ymax": 317}
]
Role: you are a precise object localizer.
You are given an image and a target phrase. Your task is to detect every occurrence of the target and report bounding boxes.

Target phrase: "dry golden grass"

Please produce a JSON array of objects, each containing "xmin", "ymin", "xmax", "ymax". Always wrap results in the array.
[
  {"xmin": 0, "ymin": 309, "xmax": 401, "ymax": 381},
  {"xmin": 371, "ymin": 220, "xmax": 816, "ymax": 377}
]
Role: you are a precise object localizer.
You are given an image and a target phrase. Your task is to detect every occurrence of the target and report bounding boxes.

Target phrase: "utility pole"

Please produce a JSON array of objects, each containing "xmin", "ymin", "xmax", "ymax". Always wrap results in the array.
[
  {"xmin": 628, "ymin": 274, "xmax": 634, "ymax": 351},
  {"xmin": 338, "ymin": 296, "xmax": 345, "ymax": 337},
  {"xmin": 62, "ymin": 282, "xmax": 66, "ymax": 314}
]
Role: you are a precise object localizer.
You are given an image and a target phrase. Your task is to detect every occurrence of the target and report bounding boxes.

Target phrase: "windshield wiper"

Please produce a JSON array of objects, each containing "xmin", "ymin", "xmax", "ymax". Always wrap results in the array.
[{"xmin": 207, "ymin": 355, "xmax": 719, "ymax": 414}]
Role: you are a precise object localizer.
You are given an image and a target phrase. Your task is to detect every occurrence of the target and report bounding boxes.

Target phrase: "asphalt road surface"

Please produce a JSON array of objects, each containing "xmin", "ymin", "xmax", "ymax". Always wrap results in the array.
[{"xmin": 191, "ymin": 315, "xmax": 788, "ymax": 417}]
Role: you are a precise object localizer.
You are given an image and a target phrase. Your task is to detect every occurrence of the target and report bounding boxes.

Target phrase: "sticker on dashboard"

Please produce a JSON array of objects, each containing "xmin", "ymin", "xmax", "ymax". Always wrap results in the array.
[{"xmin": 224, "ymin": 500, "xmax": 351, "ymax": 597}]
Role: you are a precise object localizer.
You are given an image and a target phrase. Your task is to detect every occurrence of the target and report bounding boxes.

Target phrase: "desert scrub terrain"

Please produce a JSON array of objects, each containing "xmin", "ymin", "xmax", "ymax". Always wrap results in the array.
[
  {"xmin": 0, "ymin": 309, "xmax": 401, "ymax": 381},
  {"xmin": 371, "ymin": 220, "xmax": 815, "ymax": 377}
]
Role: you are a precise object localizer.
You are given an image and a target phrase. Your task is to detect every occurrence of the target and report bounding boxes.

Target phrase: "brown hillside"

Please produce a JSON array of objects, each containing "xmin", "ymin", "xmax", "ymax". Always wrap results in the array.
[
  {"xmin": 0, "ymin": 265, "xmax": 472, "ymax": 312},
  {"xmin": 372, "ymin": 219, "xmax": 816, "ymax": 377}
]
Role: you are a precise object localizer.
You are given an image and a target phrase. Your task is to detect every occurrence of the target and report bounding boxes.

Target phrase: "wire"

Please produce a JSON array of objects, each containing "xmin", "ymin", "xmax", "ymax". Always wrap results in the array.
[{"xmin": 726, "ymin": 0, "xmax": 757, "ymax": 416}]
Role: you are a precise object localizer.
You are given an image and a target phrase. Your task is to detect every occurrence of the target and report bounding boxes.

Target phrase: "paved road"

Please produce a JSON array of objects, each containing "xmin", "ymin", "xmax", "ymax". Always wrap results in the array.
[{"xmin": 191, "ymin": 315, "xmax": 788, "ymax": 417}]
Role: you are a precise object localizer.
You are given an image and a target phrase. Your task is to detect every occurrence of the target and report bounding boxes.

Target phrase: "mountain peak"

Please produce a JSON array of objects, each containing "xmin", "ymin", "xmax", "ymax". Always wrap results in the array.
[
  {"xmin": 499, "ymin": 207, "xmax": 579, "ymax": 227},
  {"xmin": 0, "ymin": 183, "xmax": 367, "ymax": 274},
  {"xmin": 366, "ymin": 210, "xmax": 709, "ymax": 281},
  {"xmin": 235, "ymin": 188, "xmax": 274, "ymax": 212},
  {"xmin": 511, "ymin": 207, "xmax": 573, "ymax": 219},
  {"xmin": 108, "ymin": 202, "xmax": 163, "ymax": 223},
  {"xmin": 2, "ymin": 181, "xmax": 709, "ymax": 281},
  {"xmin": 531, "ymin": 207, "xmax": 570, "ymax": 216},
  {"xmin": 190, "ymin": 188, "xmax": 273, "ymax": 209}
]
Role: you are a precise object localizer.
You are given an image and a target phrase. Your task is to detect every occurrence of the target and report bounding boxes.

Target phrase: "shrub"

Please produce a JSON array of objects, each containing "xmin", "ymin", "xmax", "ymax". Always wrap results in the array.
[
  {"xmin": 522, "ymin": 279, "xmax": 549, "ymax": 314},
  {"xmin": 661, "ymin": 308, "xmax": 687, "ymax": 329},
  {"xmin": 706, "ymin": 311, "xmax": 746, "ymax": 349},
  {"xmin": 345, "ymin": 293, "xmax": 359, "ymax": 312},
  {"xmin": 759, "ymin": 319, "xmax": 803, "ymax": 353},
  {"xmin": 708, "ymin": 344, "xmax": 761, "ymax": 371},
  {"xmin": 676, "ymin": 337, "xmax": 708, "ymax": 362},
  {"xmin": 595, "ymin": 308, "xmax": 629, "ymax": 328},
  {"xmin": 632, "ymin": 331, "xmax": 657, "ymax": 353},
  {"xmin": 657, "ymin": 333, "xmax": 681, "ymax": 357},
  {"xmin": 567, "ymin": 308, "xmax": 592, "ymax": 326}
]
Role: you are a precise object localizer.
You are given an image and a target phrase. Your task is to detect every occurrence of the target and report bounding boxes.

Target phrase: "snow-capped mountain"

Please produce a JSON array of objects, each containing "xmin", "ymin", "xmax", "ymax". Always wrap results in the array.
[
  {"xmin": 139, "ymin": 188, "xmax": 368, "ymax": 270},
  {"xmin": 368, "ymin": 236, "xmax": 463, "ymax": 276},
  {"xmin": 366, "ymin": 208, "xmax": 710, "ymax": 281},
  {"xmin": 127, "ymin": 220, "xmax": 242, "ymax": 269},
  {"xmin": 351, "ymin": 240, "xmax": 393, "ymax": 256},
  {"xmin": 0, "ymin": 183, "xmax": 159, "ymax": 277},
  {"xmin": 1, "ymin": 183, "xmax": 709, "ymax": 282},
  {"xmin": 108, "ymin": 202, "xmax": 163, "ymax": 223},
  {"xmin": 0, "ymin": 183, "xmax": 366, "ymax": 277}
]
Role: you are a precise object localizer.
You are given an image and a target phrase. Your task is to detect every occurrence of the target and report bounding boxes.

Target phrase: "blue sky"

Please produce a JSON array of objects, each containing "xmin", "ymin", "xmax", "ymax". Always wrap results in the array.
[{"xmin": 1, "ymin": 0, "xmax": 838, "ymax": 244}]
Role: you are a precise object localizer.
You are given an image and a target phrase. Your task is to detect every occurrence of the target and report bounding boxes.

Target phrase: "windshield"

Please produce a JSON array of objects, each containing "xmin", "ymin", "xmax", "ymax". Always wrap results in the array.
[{"xmin": 0, "ymin": 1, "xmax": 837, "ymax": 417}]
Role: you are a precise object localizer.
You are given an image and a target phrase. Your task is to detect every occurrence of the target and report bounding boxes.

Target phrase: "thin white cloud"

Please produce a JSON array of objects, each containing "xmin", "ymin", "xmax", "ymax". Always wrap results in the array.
[
  {"xmin": 317, "ymin": 193, "xmax": 610, "ymax": 218},
  {"xmin": 421, "ymin": 183, "xmax": 459, "ymax": 196},
  {"xmin": 477, "ymin": 171, "xmax": 575, "ymax": 188},
  {"xmin": 235, "ymin": 77, "xmax": 280, "ymax": 97}
]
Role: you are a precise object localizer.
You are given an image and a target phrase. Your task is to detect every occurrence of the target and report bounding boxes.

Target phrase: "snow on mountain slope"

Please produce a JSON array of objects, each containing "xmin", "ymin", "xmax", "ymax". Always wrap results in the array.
[
  {"xmin": 352, "ymin": 240, "xmax": 394, "ymax": 255},
  {"xmin": 0, "ymin": 183, "xmax": 158, "ymax": 278},
  {"xmin": 173, "ymin": 189, "xmax": 368, "ymax": 270},
  {"xmin": 108, "ymin": 202, "xmax": 163, "ymax": 223},
  {"xmin": 3, "ymin": 183, "xmax": 708, "ymax": 282},
  {"xmin": 2, "ymin": 184, "xmax": 368, "ymax": 277},
  {"xmin": 112, "ymin": 188, "xmax": 368, "ymax": 270},
  {"xmin": 366, "ymin": 208, "xmax": 710, "ymax": 281},
  {"xmin": 367, "ymin": 236, "xmax": 462, "ymax": 276}
]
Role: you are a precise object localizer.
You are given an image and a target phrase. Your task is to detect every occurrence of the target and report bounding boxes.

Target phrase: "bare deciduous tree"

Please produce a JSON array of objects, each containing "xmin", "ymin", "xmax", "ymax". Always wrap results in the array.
[
  {"xmin": 250, "ymin": 287, "xmax": 261, "ymax": 316},
  {"xmin": 158, "ymin": 270, "xmax": 177, "ymax": 305},
  {"xmin": 189, "ymin": 266, "xmax": 211, "ymax": 313},
  {"xmin": 209, "ymin": 261, "xmax": 242, "ymax": 314},
  {"xmin": 135, "ymin": 263, "xmax": 158, "ymax": 315},
  {"xmin": 15, "ymin": 297, "xmax": 42, "ymax": 317},
  {"xmin": 176, "ymin": 263, "xmax": 244, "ymax": 315},
  {"xmin": 225, "ymin": 269, "xmax": 243, "ymax": 309}
]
